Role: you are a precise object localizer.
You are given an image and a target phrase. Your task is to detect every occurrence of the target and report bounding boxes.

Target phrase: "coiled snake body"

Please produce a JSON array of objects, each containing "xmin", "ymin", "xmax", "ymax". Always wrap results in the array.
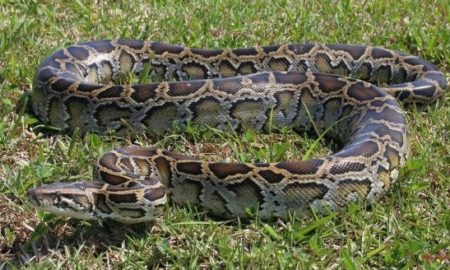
[{"xmin": 28, "ymin": 40, "xmax": 446, "ymax": 223}]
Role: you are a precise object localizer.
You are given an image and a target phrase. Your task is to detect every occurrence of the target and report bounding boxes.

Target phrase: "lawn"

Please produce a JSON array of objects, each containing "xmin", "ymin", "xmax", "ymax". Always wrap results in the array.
[{"xmin": 0, "ymin": 0, "xmax": 449, "ymax": 268}]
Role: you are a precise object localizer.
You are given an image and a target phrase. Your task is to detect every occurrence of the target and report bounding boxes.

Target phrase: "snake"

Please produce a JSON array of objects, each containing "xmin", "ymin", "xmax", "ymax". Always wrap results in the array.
[{"xmin": 27, "ymin": 40, "xmax": 446, "ymax": 224}]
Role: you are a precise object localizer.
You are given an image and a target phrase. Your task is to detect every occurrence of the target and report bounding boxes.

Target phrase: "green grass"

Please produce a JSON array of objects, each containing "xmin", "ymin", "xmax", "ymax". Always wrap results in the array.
[{"xmin": 0, "ymin": 0, "xmax": 449, "ymax": 268}]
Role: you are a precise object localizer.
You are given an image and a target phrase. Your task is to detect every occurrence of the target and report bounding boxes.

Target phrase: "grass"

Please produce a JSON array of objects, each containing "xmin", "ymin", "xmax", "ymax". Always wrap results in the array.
[{"xmin": 0, "ymin": 0, "xmax": 449, "ymax": 268}]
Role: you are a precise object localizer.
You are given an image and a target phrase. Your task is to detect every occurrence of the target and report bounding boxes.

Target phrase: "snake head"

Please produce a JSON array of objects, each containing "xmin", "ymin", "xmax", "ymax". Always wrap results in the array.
[{"xmin": 28, "ymin": 180, "xmax": 167, "ymax": 224}]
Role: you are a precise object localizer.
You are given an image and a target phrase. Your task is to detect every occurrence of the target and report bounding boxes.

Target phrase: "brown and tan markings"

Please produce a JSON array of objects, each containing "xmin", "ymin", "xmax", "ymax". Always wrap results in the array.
[{"xmin": 27, "ymin": 40, "xmax": 446, "ymax": 223}]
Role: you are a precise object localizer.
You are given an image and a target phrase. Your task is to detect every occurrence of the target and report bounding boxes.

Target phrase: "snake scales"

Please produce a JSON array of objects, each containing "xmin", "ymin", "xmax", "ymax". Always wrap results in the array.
[{"xmin": 27, "ymin": 40, "xmax": 446, "ymax": 223}]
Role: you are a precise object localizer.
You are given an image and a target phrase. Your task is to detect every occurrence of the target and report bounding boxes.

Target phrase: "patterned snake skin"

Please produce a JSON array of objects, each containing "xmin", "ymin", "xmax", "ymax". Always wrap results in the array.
[{"xmin": 27, "ymin": 40, "xmax": 446, "ymax": 223}]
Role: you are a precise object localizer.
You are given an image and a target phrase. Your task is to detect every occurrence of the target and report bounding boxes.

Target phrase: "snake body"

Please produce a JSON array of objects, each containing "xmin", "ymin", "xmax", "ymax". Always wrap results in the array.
[{"xmin": 27, "ymin": 40, "xmax": 446, "ymax": 223}]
